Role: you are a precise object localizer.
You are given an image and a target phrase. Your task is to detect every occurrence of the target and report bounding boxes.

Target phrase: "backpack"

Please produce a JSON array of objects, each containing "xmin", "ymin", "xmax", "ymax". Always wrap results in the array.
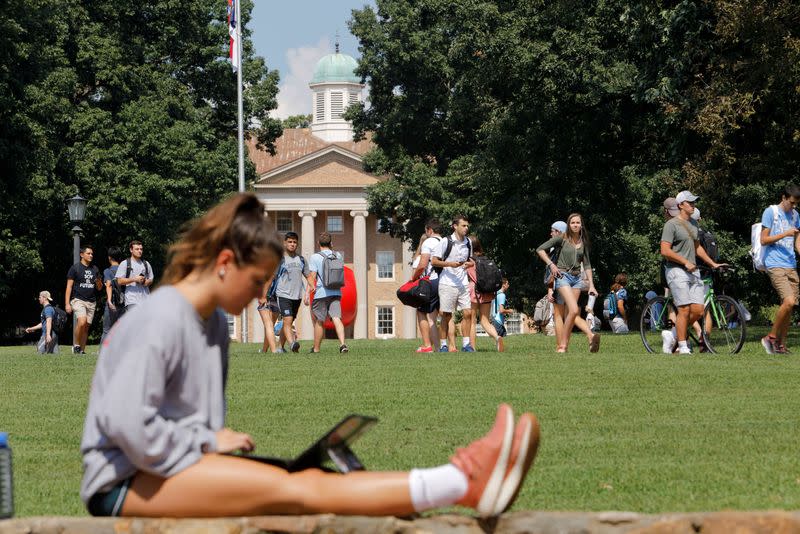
[
  {"xmin": 317, "ymin": 250, "xmax": 345, "ymax": 289},
  {"xmin": 542, "ymin": 244, "xmax": 562, "ymax": 286},
  {"xmin": 49, "ymin": 304, "xmax": 68, "ymax": 334},
  {"xmin": 532, "ymin": 296, "xmax": 552, "ymax": 327},
  {"xmin": 110, "ymin": 279, "xmax": 125, "ymax": 308},
  {"xmin": 751, "ymin": 205, "xmax": 794, "ymax": 272},
  {"xmin": 474, "ymin": 255, "xmax": 503, "ymax": 294},
  {"xmin": 604, "ymin": 291, "xmax": 618, "ymax": 319},
  {"xmin": 434, "ymin": 236, "xmax": 472, "ymax": 274},
  {"xmin": 123, "ymin": 258, "xmax": 151, "ymax": 292},
  {"xmin": 267, "ymin": 257, "xmax": 306, "ymax": 298},
  {"xmin": 697, "ymin": 228, "xmax": 718, "ymax": 265}
]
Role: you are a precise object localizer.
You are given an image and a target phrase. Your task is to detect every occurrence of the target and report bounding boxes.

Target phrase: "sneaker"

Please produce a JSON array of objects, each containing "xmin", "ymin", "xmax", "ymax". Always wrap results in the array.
[
  {"xmin": 415, "ymin": 346, "xmax": 434, "ymax": 353},
  {"xmin": 761, "ymin": 336, "xmax": 777, "ymax": 354},
  {"xmin": 775, "ymin": 342, "xmax": 790, "ymax": 355},
  {"xmin": 339, "ymin": 344, "xmax": 349, "ymax": 353},
  {"xmin": 462, "ymin": 344, "xmax": 475, "ymax": 353},
  {"xmin": 290, "ymin": 341, "xmax": 300, "ymax": 353},
  {"xmin": 677, "ymin": 346, "xmax": 692, "ymax": 354},
  {"xmin": 439, "ymin": 345, "xmax": 449, "ymax": 353},
  {"xmin": 73, "ymin": 345, "xmax": 81, "ymax": 354},
  {"xmin": 273, "ymin": 348, "xmax": 286, "ymax": 354},
  {"xmin": 309, "ymin": 348, "xmax": 319, "ymax": 354},
  {"xmin": 661, "ymin": 330, "xmax": 675, "ymax": 354},
  {"xmin": 451, "ymin": 404, "xmax": 515, "ymax": 517},
  {"xmin": 492, "ymin": 412, "xmax": 541, "ymax": 515},
  {"xmin": 589, "ymin": 333, "xmax": 601, "ymax": 353},
  {"xmin": 80, "ymin": 349, "xmax": 86, "ymax": 355}
]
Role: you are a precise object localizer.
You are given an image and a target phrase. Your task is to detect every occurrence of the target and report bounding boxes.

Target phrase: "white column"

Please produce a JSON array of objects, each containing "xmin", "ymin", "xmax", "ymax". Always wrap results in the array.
[
  {"xmin": 298, "ymin": 210, "xmax": 317, "ymax": 341},
  {"xmin": 350, "ymin": 210, "xmax": 368, "ymax": 339},
  {"xmin": 402, "ymin": 240, "xmax": 416, "ymax": 339}
]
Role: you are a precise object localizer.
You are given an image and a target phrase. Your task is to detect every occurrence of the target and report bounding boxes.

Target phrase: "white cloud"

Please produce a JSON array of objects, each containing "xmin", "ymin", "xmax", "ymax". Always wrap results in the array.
[{"xmin": 274, "ymin": 37, "xmax": 331, "ymax": 119}]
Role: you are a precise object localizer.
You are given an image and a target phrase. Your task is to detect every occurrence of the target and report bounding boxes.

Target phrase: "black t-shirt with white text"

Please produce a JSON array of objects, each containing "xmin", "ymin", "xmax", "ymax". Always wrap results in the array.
[{"xmin": 68, "ymin": 262, "xmax": 100, "ymax": 302}]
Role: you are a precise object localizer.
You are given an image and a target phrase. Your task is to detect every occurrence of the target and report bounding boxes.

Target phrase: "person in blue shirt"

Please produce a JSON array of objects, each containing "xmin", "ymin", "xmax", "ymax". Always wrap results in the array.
[
  {"xmin": 25, "ymin": 290, "xmax": 59, "ymax": 353},
  {"xmin": 491, "ymin": 278, "xmax": 510, "ymax": 339},
  {"xmin": 760, "ymin": 183, "xmax": 800, "ymax": 354},
  {"xmin": 305, "ymin": 232, "xmax": 347, "ymax": 353},
  {"xmin": 101, "ymin": 246, "xmax": 124, "ymax": 347}
]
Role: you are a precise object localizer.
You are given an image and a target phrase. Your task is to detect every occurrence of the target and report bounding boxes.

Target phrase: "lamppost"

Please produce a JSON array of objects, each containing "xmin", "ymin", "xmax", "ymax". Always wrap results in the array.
[{"xmin": 66, "ymin": 193, "xmax": 87, "ymax": 264}]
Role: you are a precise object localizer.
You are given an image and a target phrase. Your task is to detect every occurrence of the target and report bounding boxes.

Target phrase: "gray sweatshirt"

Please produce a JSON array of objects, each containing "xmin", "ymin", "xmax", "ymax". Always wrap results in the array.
[{"xmin": 80, "ymin": 286, "xmax": 229, "ymax": 503}]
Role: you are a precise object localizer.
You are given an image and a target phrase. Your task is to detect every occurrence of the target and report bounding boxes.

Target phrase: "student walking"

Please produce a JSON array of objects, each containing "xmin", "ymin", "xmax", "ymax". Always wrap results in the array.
[
  {"xmin": 659, "ymin": 191, "xmax": 725, "ymax": 354},
  {"xmin": 101, "ymin": 247, "xmax": 124, "ymax": 347},
  {"xmin": 466, "ymin": 237, "xmax": 504, "ymax": 352},
  {"xmin": 411, "ymin": 220, "xmax": 444, "ymax": 353},
  {"xmin": 274, "ymin": 231, "xmax": 308, "ymax": 353},
  {"xmin": 25, "ymin": 290, "xmax": 60, "ymax": 354},
  {"xmin": 79, "ymin": 193, "xmax": 540, "ymax": 519},
  {"xmin": 66, "ymin": 244, "xmax": 102, "ymax": 354},
  {"xmin": 544, "ymin": 221, "xmax": 567, "ymax": 343},
  {"xmin": 431, "ymin": 215, "xmax": 475, "ymax": 352},
  {"xmin": 536, "ymin": 214, "xmax": 600, "ymax": 353},
  {"xmin": 115, "ymin": 241, "xmax": 155, "ymax": 312},
  {"xmin": 305, "ymin": 232, "xmax": 348, "ymax": 353},
  {"xmin": 604, "ymin": 273, "xmax": 629, "ymax": 334},
  {"xmin": 758, "ymin": 183, "xmax": 800, "ymax": 354},
  {"xmin": 492, "ymin": 278, "xmax": 510, "ymax": 338}
]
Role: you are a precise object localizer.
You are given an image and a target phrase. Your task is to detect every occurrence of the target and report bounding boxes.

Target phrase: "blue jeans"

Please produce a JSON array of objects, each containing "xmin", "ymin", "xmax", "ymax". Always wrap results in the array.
[{"xmin": 554, "ymin": 272, "xmax": 586, "ymax": 291}]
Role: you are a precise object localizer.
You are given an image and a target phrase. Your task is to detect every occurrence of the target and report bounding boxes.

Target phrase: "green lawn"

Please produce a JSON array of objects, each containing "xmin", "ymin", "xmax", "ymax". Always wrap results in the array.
[{"xmin": 2, "ymin": 329, "xmax": 800, "ymax": 517}]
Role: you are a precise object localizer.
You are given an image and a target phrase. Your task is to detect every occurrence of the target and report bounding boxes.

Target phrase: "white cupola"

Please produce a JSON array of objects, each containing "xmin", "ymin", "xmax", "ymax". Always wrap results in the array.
[{"xmin": 309, "ymin": 43, "xmax": 364, "ymax": 143}]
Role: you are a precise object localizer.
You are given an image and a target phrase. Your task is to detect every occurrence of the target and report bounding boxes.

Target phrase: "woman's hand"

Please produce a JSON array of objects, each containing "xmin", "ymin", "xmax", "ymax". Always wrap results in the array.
[
  {"xmin": 549, "ymin": 263, "xmax": 560, "ymax": 278},
  {"xmin": 214, "ymin": 428, "xmax": 255, "ymax": 453}
]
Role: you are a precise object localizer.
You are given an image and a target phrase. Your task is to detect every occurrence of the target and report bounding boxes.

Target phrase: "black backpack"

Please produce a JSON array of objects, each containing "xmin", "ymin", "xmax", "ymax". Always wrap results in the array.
[
  {"xmin": 110, "ymin": 279, "xmax": 126, "ymax": 308},
  {"xmin": 49, "ymin": 305, "xmax": 68, "ymax": 333},
  {"xmin": 697, "ymin": 228, "xmax": 718, "ymax": 264},
  {"xmin": 123, "ymin": 258, "xmax": 150, "ymax": 293},
  {"xmin": 474, "ymin": 255, "xmax": 503, "ymax": 294},
  {"xmin": 434, "ymin": 236, "xmax": 472, "ymax": 274}
]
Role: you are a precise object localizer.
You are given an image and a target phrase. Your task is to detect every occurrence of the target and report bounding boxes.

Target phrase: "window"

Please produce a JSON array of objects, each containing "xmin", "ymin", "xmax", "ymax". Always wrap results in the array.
[
  {"xmin": 315, "ymin": 92, "xmax": 325, "ymax": 122},
  {"xmin": 276, "ymin": 213, "xmax": 293, "ymax": 233},
  {"xmin": 349, "ymin": 92, "xmax": 360, "ymax": 106},
  {"xmin": 376, "ymin": 217, "xmax": 389, "ymax": 233},
  {"xmin": 327, "ymin": 214, "xmax": 343, "ymax": 233},
  {"xmin": 331, "ymin": 92, "xmax": 344, "ymax": 119},
  {"xmin": 376, "ymin": 251, "xmax": 395, "ymax": 280},
  {"xmin": 505, "ymin": 313, "xmax": 522, "ymax": 335},
  {"xmin": 226, "ymin": 313, "xmax": 235, "ymax": 338},
  {"xmin": 376, "ymin": 306, "xmax": 394, "ymax": 336}
]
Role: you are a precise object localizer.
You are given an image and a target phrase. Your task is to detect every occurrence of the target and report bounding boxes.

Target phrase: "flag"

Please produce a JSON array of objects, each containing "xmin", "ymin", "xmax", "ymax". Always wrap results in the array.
[{"xmin": 227, "ymin": 0, "xmax": 239, "ymax": 72}]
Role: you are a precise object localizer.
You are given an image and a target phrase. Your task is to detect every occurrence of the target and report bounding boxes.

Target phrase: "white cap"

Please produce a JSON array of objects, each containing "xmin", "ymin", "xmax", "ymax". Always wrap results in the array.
[
  {"xmin": 676, "ymin": 190, "xmax": 699, "ymax": 204},
  {"xmin": 551, "ymin": 221, "xmax": 567, "ymax": 233}
]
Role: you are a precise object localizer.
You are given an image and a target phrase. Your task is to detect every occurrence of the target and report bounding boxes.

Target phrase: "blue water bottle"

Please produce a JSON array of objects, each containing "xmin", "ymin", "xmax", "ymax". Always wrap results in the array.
[{"xmin": 0, "ymin": 432, "xmax": 13, "ymax": 518}]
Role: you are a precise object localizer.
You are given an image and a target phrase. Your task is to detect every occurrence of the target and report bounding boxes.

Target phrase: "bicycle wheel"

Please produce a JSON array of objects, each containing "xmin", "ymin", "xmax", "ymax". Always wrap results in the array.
[
  {"xmin": 702, "ymin": 295, "xmax": 746, "ymax": 354},
  {"xmin": 640, "ymin": 296, "xmax": 675, "ymax": 353}
]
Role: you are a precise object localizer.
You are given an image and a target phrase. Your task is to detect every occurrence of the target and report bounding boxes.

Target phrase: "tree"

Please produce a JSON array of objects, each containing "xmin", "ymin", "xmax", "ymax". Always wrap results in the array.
[
  {"xmin": 282, "ymin": 114, "xmax": 312, "ymax": 129},
  {"xmin": 0, "ymin": 0, "xmax": 281, "ymax": 340},
  {"xmin": 350, "ymin": 0, "xmax": 800, "ymax": 316}
]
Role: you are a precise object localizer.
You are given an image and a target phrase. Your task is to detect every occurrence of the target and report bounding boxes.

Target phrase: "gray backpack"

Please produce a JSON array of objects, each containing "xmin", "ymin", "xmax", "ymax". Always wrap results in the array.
[{"xmin": 318, "ymin": 250, "xmax": 345, "ymax": 289}]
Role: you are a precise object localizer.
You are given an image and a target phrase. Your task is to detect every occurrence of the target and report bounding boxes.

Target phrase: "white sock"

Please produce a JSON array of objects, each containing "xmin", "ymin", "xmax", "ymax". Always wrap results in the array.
[
  {"xmin": 677, "ymin": 340, "xmax": 688, "ymax": 350},
  {"xmin": 440, "ymin": 340, "xmax": 447, "ymax": 348},
  {"xmin": 408, "ymin": 464, "xmax": 468, "ymax": 512},
  {"xmin": 462, "ymin": 337, "xmax": 470, "ymax": 348}
]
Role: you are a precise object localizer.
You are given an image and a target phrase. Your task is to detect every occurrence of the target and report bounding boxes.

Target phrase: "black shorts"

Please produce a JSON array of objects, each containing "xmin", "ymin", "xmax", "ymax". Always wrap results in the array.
[{"xmin": 277, "ymin": 297, "xmax": 301, "ymax": 318}]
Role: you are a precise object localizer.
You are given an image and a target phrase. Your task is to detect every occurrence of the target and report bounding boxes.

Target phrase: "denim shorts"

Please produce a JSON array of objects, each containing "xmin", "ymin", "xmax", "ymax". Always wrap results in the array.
[{"xmin": 554, "ymin": 272, "xmax": 586, "ymax": 292}]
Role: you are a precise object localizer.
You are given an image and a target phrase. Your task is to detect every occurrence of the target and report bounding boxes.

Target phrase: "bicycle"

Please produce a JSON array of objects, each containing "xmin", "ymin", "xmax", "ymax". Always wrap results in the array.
[{"xmin": 640, "ymin": 267, "xmax": 747, "ymax": 354}]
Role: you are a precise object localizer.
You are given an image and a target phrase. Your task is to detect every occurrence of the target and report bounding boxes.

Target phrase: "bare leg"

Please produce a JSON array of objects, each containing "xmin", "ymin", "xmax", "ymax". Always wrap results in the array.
[
  {"xmin": 282, "ymin": 316, "xmax": 295, "ymax": 347},
  {"xmin": 312, "ymin": 316, "xmax": 324, "ymax": 352},
  {"xmin": 556, "ymin": 286, "xmax": 580, "ymax": 350},
  {"xmin": 478, "ymin": 302, "xmax": 503, "ymax": 351},
  {"xmin": 460, "ymin": 309, "xmax": 473, "ymax": 349},
  {"xmin": 75, "ymin": 316, "xmax": 89, "ymax": 350},
  {"xmin": 440, "ymin": 312, "xmax": 455, "ymax": 350},
  {"xmin": 122, "ymin": 454, "xmax": 414, "ymax": 518},
  {"xmin": 675, "ymin": 305, "xmax": 691, "ymax": 342},
  {"xmin": 332, "ymin": 317, "xmax": 346, "ymax": 346},
  {"xmin": 258, "ymin": 309, "xmax": 277, "ymax": 353},
  {"xmin": 553, "ymin": 302, "xmax": 565, "ymax": 351},
  {"xmin": 470, "ymin": 302, "xmax": 479, "ymax": 349},
  {"xmin": 417, "ymin": 309, "xmax": 432, "ymax": 348},
  {"xmin": 428, "ymin": 311, "xmax": 440, "ymax": 348},
  {"xmin": 771, "ymin": 297, "xmax": 795, "ymax": 344},
  {"xmin": 569, "ymin": 288, "xmax": 594, "ymax": 340}
]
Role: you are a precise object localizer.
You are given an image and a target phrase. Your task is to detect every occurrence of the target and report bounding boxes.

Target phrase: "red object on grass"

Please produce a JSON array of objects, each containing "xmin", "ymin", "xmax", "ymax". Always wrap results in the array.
[{"xmin": 309, "ymin": 266, "xmax": 357, "ymax": 329}]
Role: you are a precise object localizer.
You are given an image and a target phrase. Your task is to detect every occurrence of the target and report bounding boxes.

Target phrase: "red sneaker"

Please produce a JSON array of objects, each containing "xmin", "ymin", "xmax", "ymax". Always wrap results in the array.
[
  {"xmin": 492, "ymin": 412, "xmax": 541, "ymax": 515},
  {"xmin": 451, "ymin": 404, "xmax": 514, "ymax": 517},
  {"xmin": 415, "ymin": 346, "xmax": 434, "ymax": 353}
]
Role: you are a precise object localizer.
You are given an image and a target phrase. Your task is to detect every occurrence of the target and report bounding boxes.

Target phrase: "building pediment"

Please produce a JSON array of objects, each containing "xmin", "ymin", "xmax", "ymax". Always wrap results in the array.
[{"xmin": 254, "ymin": 145, "xmax": 380, "ymax": 188}]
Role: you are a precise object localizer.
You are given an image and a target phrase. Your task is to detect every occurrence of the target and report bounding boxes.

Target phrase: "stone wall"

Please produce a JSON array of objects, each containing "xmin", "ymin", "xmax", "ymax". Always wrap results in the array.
[{"xmin": 3, "ymin": 511, "xmax": 800, "ymax": 534}]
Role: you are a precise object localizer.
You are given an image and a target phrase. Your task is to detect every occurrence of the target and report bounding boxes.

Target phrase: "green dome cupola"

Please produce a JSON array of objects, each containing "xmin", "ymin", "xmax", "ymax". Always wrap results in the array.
[{"xmin": 310, "ymin": 48, "xmax": 361, "ymax": 85}]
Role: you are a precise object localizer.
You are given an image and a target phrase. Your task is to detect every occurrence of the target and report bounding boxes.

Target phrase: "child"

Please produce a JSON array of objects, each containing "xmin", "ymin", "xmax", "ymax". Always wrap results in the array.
[{"xmin": 81, "ymin": 193, "xmax": 540, "ymax": 518}]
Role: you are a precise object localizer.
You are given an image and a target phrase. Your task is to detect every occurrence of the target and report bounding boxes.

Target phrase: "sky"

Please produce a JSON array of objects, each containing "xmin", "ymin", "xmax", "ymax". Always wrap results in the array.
[{"xmin": 250, "ymin": 1, "xmax": 376, "ymax": 119}]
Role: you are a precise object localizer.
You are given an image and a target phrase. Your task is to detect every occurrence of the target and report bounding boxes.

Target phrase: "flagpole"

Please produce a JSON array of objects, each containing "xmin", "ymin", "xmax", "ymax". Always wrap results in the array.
[{"xmin": 235, "ymin": 0, "xmax": 248, "ymax": 343}]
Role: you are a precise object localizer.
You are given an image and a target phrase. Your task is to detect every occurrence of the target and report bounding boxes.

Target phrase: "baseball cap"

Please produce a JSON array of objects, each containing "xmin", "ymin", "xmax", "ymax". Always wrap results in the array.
[
  {"xmin": 39, "ymin": 291, "xmax": 53, "ymax": 301},
  {"xmin": 551, "ymin": 221, "xmax": 567, "ymax": 234},
  {"xmin": 676, "ymin": 190, "xmax": 699, "ymax": 204},
  {"xmin": 663, "ymin": 197, "xmax": 679, "ymax": 217},
  {"xmin": 691, "ymin": 207, "xmax": 701, "ymax": 220}
]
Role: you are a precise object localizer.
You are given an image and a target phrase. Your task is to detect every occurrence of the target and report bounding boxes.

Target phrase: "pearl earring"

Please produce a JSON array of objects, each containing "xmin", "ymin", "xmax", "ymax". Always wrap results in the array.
[{"xmin": 218, "ymin": 268, "xmax": 226, "ymax": 279}]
